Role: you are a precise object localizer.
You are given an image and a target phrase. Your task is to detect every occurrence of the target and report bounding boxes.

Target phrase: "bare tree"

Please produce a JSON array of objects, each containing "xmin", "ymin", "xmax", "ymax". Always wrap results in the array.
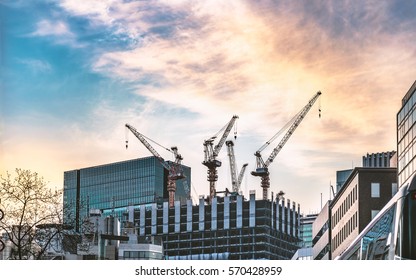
[{"xmin": 0, "ymin": 169, "xmax": 64, "ymax": 259}]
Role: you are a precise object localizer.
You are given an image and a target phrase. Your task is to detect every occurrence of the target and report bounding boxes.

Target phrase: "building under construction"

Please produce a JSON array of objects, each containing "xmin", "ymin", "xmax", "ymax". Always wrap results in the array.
[
  {"xmin": 63, "ymin": 90, "xmax": 322, "ymax": 259},
  {"xmin": 125, "ymin": 191, "xmax": 301, "ymax": 260}
]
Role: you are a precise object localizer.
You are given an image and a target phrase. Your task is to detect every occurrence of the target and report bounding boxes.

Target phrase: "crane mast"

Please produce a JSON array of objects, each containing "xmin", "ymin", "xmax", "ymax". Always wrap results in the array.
[
  {"xmin": 203, "ymin": 115, "xmax": 238, "ymax": 202},
  {"xmin": 226, "ymin": 140, "xmax": 248, "ymax": 194},
  {"xmin": 251, "ymin": 91, "xmax": 322, "ymax": 200},
  {"xmin": 125, "ymin": 123, "xmax": 185, "ymax": 208}
]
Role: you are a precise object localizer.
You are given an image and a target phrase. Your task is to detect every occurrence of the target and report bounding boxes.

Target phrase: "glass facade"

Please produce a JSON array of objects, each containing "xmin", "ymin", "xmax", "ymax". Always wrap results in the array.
[
  {"xmin": 122, "ymin": 250, "xmax": 163, "ymax": 260},
  {"xmin": 336, "ymin": 169, "xmax": 353, "ymax": 192},
  {"xmin": 398, "ymin": 80, "xmax": 416, "ymax": 187},
  {"xmin": 63, "ymin": 157, "xmax": 191, "ymax": 231},
  {"xmin": 300, "ymin": 214, "xmax": 318, "ymax": 248}
]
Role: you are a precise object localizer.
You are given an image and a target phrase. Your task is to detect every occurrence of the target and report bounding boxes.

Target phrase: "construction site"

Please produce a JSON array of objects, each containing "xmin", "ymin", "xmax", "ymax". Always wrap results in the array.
[{"xmin": 62, "ymin": 91, "xmax": 322, "ymax": 260}]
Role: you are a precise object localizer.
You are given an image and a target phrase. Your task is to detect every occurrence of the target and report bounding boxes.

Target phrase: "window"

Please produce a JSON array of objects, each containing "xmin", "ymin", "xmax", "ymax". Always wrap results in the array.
[
  {"xmin": 392, "ymin": 183, "xmax": 398, "ymax": 196},
  {"xmin": 371, "ymin": 183, "xmax": 380, "ymax": 198},
  {"xmin": 371, "ymin": 210, "xmax": 380, "ymax": 220},
  {"xmin": 398, "ymin": 191, "xmax": 416, "ymax": 259},
  {"xmin": 391, "ymin": 183, "xmax": 398, "ymax": 196}
]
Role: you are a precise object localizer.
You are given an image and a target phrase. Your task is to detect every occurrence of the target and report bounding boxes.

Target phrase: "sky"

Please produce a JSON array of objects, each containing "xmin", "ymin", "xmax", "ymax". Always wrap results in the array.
[{"xmin": 1, "ymin": 0, "xmax": 416, "ymax": 214}]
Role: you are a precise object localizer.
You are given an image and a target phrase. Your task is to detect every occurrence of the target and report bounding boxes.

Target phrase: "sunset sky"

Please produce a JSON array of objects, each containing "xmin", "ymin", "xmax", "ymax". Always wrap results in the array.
[{"xmin": 1, "ymin": 0, "xmax": 416, "ymax": 213}]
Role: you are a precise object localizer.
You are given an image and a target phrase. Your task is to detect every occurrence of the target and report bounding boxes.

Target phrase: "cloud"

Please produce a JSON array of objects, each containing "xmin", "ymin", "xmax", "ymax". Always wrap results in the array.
[
  {"xmin": 10, "ymin": 0, "xmax": 415, "ymax": 211},
  {"xmin": 30, "ymin": 19, "xmax": 84, "ymax": 48},
  {"xmin": 32, "ymin": 19, "xmax": 73, "ymax": 37},
  {"xmin": 17, "ymin": 58, "xmax": 52, "ymax": 73}
]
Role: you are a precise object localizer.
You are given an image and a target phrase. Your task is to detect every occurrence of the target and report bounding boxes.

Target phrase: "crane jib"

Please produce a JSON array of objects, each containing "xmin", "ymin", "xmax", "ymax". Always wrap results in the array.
[{"xmin": 252, "ymin": 91, "xmax": 322, "ymax": 199}]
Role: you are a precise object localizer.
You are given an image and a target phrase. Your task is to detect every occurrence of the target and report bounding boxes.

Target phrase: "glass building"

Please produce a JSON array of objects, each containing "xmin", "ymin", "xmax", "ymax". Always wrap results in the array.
[
  {"xmin": 300, "ymin": 213, "xmax": 318, "ymax": 248},
  {"xmin": 63, "ymin": 157, "xmax": 191, "ymax": 232},
  {"xmin": 398, "ymin": 80, "xmax": 416, "ymax": 188}
]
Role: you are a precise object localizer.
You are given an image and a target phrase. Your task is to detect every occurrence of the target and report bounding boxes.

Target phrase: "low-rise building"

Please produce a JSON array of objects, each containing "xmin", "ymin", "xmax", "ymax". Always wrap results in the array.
[{"xmin": 330, "ymin": 167, "xmax": 397, "ymax": 259}]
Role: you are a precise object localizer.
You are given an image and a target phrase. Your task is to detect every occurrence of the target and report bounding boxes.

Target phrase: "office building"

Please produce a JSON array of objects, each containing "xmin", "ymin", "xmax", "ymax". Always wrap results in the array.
[
  {"xmin": 398, "ymin": 80, "xmax": 416, "ymax": 187},
  {"xmin": 330, "ymin": 167, "xmax": 397, "ymax": 259},
  {"xmin": 299, "ymin": 213, "xmax": 318, "ymax": 248},
  {"xmin": 63, "ymin": 157, "xmax": 191, "ymax": 232},
  {"xmin": 336, "ymin": 169, "xmax": 353, "ymax": 193},
  {"xmin": 312, "ymin": 201, "xmax": 331, "ymax": 260},
  {"xmin": 291, "ymin": 213, "xmax": 318, "ymax": 260},
  {"xmin": 127, "ymin": 191, "xmax": 301, "ymax": 260}
]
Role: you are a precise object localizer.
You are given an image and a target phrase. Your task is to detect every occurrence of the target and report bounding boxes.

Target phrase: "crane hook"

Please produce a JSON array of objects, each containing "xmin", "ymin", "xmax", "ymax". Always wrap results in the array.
[{"xmin": 234, "ymin": 119, "xmax": 238, "ymax": 139}]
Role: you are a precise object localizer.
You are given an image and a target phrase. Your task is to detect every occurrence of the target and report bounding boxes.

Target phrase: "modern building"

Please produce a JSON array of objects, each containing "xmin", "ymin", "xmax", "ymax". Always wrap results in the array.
[
  {"xmin": 336, "ymin": 169, "xmax": 353, "ymax": 193},
  {"xmin": 299, "ymin": 213, "xmax": 318, "ymax": 248},
  {"xmin": 63, "ymin": 157, "xmax": 191, "ymax": 232},
  {"xmin": 127, "ymin": 191, "xmax": 301, "ymax": 260},
  {"xmin": 291, "ymin": 213, "xmax": 318, "ymax": 260},
  {"xmin": 397, "ymin": 80, "xmax": 416, "ymax": 188},
  {"xmin": 312, "ymin": 201, "xmax": 331, "ymax": 260},
  {"xmin": 330, "ymin": 167, "xmax": 397, "ymax": 259}
]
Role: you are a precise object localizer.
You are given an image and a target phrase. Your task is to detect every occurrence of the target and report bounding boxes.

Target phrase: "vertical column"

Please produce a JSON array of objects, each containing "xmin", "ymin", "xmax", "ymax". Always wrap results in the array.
[
  {"xmin": 271, "ymin": 192, "xmax": 274, "ymax": 229},
  {"xmin": 187, "ymin": 199, "xmax": 192, "ymax": 232},
  {"xmin": 287, "ymin": 199, "xmax": 291, "ymax": 236},
  {"xmin": 139, "ymin": 204, "xmax": 145, "ymax": 236},
  {"xmin": 199, "ymin": 196, "xmax": 205, "ymax": 231},
  {"xmin": 75, "ymin": 170, "xmax": 81, "ymax": 232},
  {"xmin": 237, "ymin": 195, "xmax": 243, "ymax": 228},
  {"xmin": 224, "ymin": 196, "xmax": 230, "ymax": 230},
  {"xmin": 163, "ymin": 201, "xmax": 169, "ymax": 234},
  {"xmin": 249, "ymin": 191, "xmax": 255, "ymax": 228},
  {"xmin": 276, "ymin": 197, "xmax": 280, "ymax": 231},
  {"xmin": 292, "ymin": 201, "xmax": 296, "ymax": 237},
  {"xmin": 174, "ymin": 200, "xmax": 180, "ymax": 233},
  {"xmin": 297, "ymin": 203, "xmax": 301, "ymax": 238},
  {"xmin": 212, "ymin": 197, "xmax": 217, "ymax": 230},
  {"xmin": 151, "ymin": 203, "xmax": 157, "ymax": 235},
  {"xmin": 281, "ymin": 197, "xmax": 285, "ymax": 234},
  {"xmin": 128, "ymin": 206, "xmax": 134, "ymax": 223}
]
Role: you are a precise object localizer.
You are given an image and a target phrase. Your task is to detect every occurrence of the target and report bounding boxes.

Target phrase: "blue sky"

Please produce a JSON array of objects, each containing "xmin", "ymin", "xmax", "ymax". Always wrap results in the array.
[{"xmin": 1, "ymin": 0, "xmax": 416, "ymax": 213}]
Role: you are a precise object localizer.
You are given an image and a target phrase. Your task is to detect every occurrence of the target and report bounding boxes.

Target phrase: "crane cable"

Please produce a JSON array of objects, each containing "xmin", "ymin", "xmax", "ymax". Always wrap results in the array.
[
  {"xmin": 208, "ymin": 117, "xmax": 238, "ymax": 141},
  {"xmin": 125, "ymin": 126, "xmax": 174, "ymax": 158},
  {"xmin": 258, "ymin": 109, "xmax": 303, "ymax": 153}
]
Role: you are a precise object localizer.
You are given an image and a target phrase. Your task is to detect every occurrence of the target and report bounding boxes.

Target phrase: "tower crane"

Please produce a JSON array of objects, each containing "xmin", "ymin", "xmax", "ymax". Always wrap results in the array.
[
  {"xmin": 251, "ymin": 91, "xmax": 322, "ymax": 200},
  {"xmin": 226, "ymin": 140, "xmax": 248, "ymax": 194},
  {"xmin": 202, "ymin": 115, "xmax": 238, "ymax": 202},
  {"xmin": 125, "ymin": 123, "xmax": 185, "ymax": 208}
]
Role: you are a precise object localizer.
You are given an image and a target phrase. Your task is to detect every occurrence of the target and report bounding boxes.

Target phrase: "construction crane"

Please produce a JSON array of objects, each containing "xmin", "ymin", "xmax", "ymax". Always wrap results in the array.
[
  {"xmin": 202, "ymin": 115, "xmax": 238, "ymax": 202},
  {"xmin": 125, "ymin": 123, "xmax": 185, "ymax": 208},
  {"xmin": 226, "ymin": 140, "xmax": 248, "ymax": 194},
  {"xmin": 251, "ymin": 91, "xmax": 322, "ymax": 200}
]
